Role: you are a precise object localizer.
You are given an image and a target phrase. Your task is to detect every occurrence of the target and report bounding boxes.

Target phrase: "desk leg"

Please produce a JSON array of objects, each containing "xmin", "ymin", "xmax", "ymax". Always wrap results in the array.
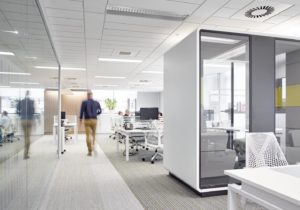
[
  {"xmin": 228, "ymin": 185, "xmax": 238, "ymax": 210},
  {"xmin": 116, "ymin": 134, "xmax": 119, "ymax": 152},
  {"xmin": 126, "ymin": 135, "xmax": 129, "ymax": 161},
  {"xmin": 227, "ymin": 131, "xmax": 234, "ymax": 149},
  {"xmin": 75, "ymin": 125, "xmax": 78, "ymax": 142},
  {"xmin": 53, "ymin": 126, "xmax": 55, "ymax": 142}
]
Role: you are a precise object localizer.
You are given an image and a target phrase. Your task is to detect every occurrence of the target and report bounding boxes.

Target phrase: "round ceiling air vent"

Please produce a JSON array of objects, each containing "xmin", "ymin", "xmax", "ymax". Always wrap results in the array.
[{"xmin": 245, "ymin": 6, "xmax": 275, "ymax": 18}]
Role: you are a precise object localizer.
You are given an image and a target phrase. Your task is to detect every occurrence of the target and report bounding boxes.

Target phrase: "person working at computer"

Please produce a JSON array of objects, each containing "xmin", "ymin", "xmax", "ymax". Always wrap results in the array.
[
  {"xmin": 80, "ymin": 91, "xmax": 102, "ymax": 156},
  {"xmin": 0, "ymin": 111, "xmax": 11, "ymax": 147},
  {"xmin": 17, "ymin": 90, "xmax": 35, "ymax": 159}
]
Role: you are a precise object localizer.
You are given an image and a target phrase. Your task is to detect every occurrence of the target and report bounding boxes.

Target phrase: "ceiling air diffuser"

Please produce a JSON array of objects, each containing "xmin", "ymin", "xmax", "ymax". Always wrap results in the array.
[{"xmin": 245, "ymin": 6, "xmax": 275, "ymax": 18}]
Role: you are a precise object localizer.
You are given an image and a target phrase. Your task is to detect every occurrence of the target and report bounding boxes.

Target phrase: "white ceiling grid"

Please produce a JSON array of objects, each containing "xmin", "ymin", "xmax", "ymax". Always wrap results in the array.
[{"xmin": 23, "ymin": 0, "xmax": 300, "ymax": 90}]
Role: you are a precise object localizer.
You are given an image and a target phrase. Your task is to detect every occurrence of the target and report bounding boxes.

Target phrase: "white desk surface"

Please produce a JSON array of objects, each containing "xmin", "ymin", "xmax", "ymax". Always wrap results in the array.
[
  {"xmin": 118, "ymin": 128, "xmax": 157, "ymax": 133},
  {"xmin": 53, "ymin": 123, "xmax": 77, "ymax": 127},
  {"xmin": 225, "ymin": 165, "xmax": 300, "ymax": 206}
]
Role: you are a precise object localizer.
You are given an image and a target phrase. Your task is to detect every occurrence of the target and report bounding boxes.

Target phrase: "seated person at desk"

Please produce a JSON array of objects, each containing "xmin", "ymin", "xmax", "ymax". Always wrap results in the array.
[
  {"xmin": 158, "ymin": 112, "xmax": 163, "ymax": 122},
  {"xmin": 123, "ymin": 109, "xmax": 132, "ymax": 129},
  {"xmin": 0, "ymin": 111, "xmax": 11, "ymax": 146}
]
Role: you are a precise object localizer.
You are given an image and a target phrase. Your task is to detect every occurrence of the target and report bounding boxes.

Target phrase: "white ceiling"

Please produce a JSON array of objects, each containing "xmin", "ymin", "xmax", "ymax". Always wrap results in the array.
[{"xmin": 2, "ymin": 0, "xmax": 300, "ymax": 90}]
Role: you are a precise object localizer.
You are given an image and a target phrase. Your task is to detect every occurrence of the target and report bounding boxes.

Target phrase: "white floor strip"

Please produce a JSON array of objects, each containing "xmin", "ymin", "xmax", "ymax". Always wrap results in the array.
[
  {"xmin": 39, "ymin": 135, "xmax": 144, "ymax": 210},
  {"xmin": 1, "ymin": 135, "xmax": 144, "ymax": 210}
]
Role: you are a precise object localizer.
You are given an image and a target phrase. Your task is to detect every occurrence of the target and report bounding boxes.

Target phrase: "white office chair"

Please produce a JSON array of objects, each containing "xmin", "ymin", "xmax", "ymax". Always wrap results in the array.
[
  {"xmin": 142, "ymin": 120, "xmax": 164, "ymax": 164},
  {"xmin": 246, "ymin": 132, "xmax": 288, "ymax": 168}
]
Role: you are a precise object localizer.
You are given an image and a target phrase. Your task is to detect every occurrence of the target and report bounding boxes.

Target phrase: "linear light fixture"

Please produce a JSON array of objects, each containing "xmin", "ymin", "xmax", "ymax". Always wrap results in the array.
[
  {"xmin": 25, "ymin": 56, "xmax": 37, "ymax": 59},
  {"xmin": 34, "ymin": 66, "xmax": 86, "ymax": 71},
  {"xmin": 201, "ymin": 36, "xmax": 239, "ymax": 45},
  {"xmin": 0, "ymin": 85, "xmax": 10, "ymax": 88},
  {"xmin": 129, "ymin": 82, "xmax": 152, "ymax": 85},
  {"xmin": 2, "ymin": 30, "xmax": 19, "ymax": 34},
  {"xmin": 142, "ymin": 71, "xmax": 163, "ymax": 74},
  {"xmin": 106, "ymin": 5, "xmax": 188, "ymax": 21},
  {"xmin": 203, "ymin": 63, "xmax": 231, "ymax": 68},
  {"xmin": 95, "ymin": 76, "xmax": 126, "ymax": 79},
  {"xmin": 95, "ymin": 84, "xmax": 119, "ymax": 87},
  {"xmin": 0, "ymin": 51, "xmax": 15, "ymax": 56},
  {"xmin": 98, "ymin": 58, "xmax": 142, "ymax": 63},
  {"xmin": 10, "ymin": 82, "xmax": 39, "ymax": 85},
  {"xmin": 214, "ymin": 44, "xmax": 246, "ymax": 60},
  {"xmin": 0, "ymin": 71, "xmax": 31, "ymax": 76}
]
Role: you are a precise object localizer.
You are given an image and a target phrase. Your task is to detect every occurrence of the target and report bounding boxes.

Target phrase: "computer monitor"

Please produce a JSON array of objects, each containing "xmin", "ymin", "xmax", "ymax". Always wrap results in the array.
[
  {"xmin": 140, "ymin": 108, "xmax": 159, "ymax": 120},
  {"xmin": 61, "ymin": 111, "xmax": 66, "ymax": 120}
]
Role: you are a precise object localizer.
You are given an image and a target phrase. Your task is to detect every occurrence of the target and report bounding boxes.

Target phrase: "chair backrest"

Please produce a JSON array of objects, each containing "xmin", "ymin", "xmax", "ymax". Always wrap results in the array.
[
  {"xmin": 145, "ymin": 120, "xmax": 164, "ymax": 148},
  {"xmin": 246, "ymin": 132, "xmax": 288, "ymax": 168}
]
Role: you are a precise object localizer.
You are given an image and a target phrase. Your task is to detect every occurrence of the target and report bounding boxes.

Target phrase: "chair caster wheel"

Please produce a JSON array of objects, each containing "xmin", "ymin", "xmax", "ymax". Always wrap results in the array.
[
  {"xmin": 151, "ymin": 161, "xmax": 154, "ymax": 164},
  {"xmin": 136, "ymin": 149, "xmax": 138, "ymax": 152},
  {"xmin": 142, "ymin": 158, "xmax": 145, "ymax": 161},
  {"xmin": 146, "ymin": 148, "xmax": 149, "ymax": 150}
]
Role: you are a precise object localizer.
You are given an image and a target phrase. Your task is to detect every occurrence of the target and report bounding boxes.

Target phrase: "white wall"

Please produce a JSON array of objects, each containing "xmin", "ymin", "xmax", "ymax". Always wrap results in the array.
[
  {"xmin": 164, "ymin": 30, "xmax": 199, "ymax": 191},
  {"xmin": 136, "ymin": 92, "xmax": 162, "ymax": 111}
]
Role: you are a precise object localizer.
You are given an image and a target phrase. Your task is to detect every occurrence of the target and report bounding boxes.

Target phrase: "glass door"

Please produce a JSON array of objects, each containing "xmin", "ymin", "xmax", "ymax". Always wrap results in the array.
[{"xmin": 200, "ymin": 31, "xmax": 249, "ymax": 189}]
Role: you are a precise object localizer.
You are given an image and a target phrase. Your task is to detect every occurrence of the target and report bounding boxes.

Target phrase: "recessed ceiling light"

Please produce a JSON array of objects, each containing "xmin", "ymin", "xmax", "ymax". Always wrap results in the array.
[
  {"xmin": 95, "ymin": 76, "xmax": 126, "ymax": 79},
  {"xmin": 0, "ymin": 51, "xmax": 15, "ymax": 56},
  {"xmin": 245, "ymin": 6, "xmax": 275, "ymax": 19},
  {"xmin": 95, "ymin": 84, "xmax": 119, "ymax": 87},
  {"xmin": 62, "ymin": 67, "xmax": 86, "ymax": 71},
  {"xmin": 201, "ymin": 36, "xmax": 239, "ymax": 44},
  {"xmin": 106, "ymin": 5, "xmax": 188, "ymax": 21},
  {"xmin": 142, "ymin": 71, "xmax": 163, "ymax": 74},
  {"xmin": 203, "ymin": 63, "xmax": 231, "ymax": 68},
  {"xmin": 2, "ymin": 30, "xmax": 18, "ymax": 34},
  {"xmin": 34, "ymin": 66, "xmax": 86, "ymax": 71},
  {"xmin": 98, "ymin": 58, "xmax": 142, "ymax": 63},
  {"xmin": 213, "ymin": 44, "xmax": 246, "ymax": 60},
  {"xmin": 10, "ymin": 82, "xmax": 39, "ymax": 85},
  {"xmin": 25, "ymin": 56, "xmax": 37, "ymax": 59},
  {"xmin": 0, "ymin": 71, "xmax": 31, "ymax": 76},
  {"xmin": 129, "ymin": 82, "xmax": 152, "ymax": 85}
]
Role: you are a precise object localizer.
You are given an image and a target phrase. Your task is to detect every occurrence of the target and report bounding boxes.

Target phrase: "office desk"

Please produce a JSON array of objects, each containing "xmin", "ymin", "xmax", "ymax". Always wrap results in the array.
[
  {"xmin": 225, "ymin": 165, "xmax": 300, "ymax": 210},
  {"xmin": 116, "ymin": 128, "xmax": 156, "ymax": 161},
  {"xmin": 53, "ymin": 122, "xmax": 78, "ymax": 142},
  {"xmin": 207, "ymin": 127, "xmax": 244, "ymax": 149}
]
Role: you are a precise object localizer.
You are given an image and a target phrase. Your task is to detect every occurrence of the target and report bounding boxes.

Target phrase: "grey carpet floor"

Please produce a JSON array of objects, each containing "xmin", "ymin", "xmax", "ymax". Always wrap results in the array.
[
  {"xmin": 97, "ymin": 135, "xmax": 267, "ymax": 210},
  {"xmin": 97, "ymin": 135, "xmax": 227, "ymax": 210}
]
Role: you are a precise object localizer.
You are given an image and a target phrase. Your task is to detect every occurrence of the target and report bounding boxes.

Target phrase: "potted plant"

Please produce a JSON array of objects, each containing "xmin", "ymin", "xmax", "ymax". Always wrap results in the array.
[{"xmin": 104, "ymin": 98, "xmax": 117, "ymax": 112}]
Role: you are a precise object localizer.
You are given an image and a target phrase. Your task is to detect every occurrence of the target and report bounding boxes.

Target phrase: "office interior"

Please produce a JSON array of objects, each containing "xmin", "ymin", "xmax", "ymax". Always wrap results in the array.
[{"xmin": 1, "ymin": 0, "xmax": 300, "ymax": 210}]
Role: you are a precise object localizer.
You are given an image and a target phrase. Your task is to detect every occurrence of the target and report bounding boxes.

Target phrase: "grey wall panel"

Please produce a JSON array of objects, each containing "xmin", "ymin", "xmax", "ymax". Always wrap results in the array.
[
  {"xmin": 286, "ymin": 49, "xmax": 300, "ymax": 85},
  {"xmin": 286, "ymin": 107, "xmax": 300, "ymax": 129},
  {"xmin": 250, "ymin": 36, "xmax": 275, "ymax": 132},
  {"xmin": 164, "ymin": 30, "xmax": 199, "ymax": 189},
  {"xmin": 136, "ymin": 92, "xmax": 161, "ymax": 111},
  {"xmin": 286, "ymin": 49, "xmax": 300, "ymax": 65}
]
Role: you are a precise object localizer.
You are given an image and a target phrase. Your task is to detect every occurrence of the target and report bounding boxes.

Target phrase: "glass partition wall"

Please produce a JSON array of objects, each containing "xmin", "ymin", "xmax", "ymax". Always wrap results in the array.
[
  {"xmin": 200, "ymin": 32, "xmax": 249, "ymax": 189},
  {"xmin": 0, "ymin": 0, "xmax": 59, "ymax": 209},
  {"xmin": 276, "ymin": 39, "xmax": 300, "ymax": 165}
]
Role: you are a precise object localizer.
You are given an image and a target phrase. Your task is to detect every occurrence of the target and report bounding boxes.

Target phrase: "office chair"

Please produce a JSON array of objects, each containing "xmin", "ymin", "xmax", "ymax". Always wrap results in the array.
[
  {"xmin": 142, "ymin": 121, "xmax": 164, "ymax": 164},
  {"xmin": 246, "ymin": 132, "xmax": 288, "ymax": 168},
  {"xmin": 3, "ymin": 120, "xmax": 19, "ymax": 143}
]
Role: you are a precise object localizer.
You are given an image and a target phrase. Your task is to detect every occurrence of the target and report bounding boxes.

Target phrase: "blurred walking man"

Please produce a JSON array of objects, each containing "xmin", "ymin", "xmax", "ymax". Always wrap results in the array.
[
  {"xmin": 80, "ymin": 91, "xmax": 102, "ymax": 156},
  {"xmin": 17, "ymin": 90, "xmax": 35, "ymax": 159}
]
